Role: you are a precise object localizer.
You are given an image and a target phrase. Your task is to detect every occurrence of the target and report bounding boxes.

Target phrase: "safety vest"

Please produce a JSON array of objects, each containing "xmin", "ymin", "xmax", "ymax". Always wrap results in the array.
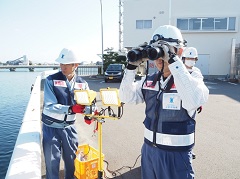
[
  {"xmin": 42, "ymin": 71, "xmax": 88, "ymax": 127},
  {"xmin": 142, "ymin": 72, "xmax": 196, "ymax": 151}
]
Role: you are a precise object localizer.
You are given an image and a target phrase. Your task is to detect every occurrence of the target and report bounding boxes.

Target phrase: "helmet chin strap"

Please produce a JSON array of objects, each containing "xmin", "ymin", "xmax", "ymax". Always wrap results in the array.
[{"xmin": 160, "ymin": 59, "xmax": 164, "ymax": 73}]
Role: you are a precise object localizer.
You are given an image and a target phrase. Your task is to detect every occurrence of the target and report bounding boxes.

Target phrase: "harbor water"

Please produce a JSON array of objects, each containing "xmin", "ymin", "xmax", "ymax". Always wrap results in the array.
[{"xmin": 0, "ymin": 69, "xmax": 42, "ymax": 178}]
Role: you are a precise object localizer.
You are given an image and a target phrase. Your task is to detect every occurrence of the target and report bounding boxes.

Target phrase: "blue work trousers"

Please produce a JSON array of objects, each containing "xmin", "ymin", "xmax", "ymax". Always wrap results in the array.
[
  {"xmin": 141, "ymin": 142, "xmax": 194, "ymax": 179},
  {"xmin": 42, "ymin": 124, "xmax": 79, "ymax": 179}
]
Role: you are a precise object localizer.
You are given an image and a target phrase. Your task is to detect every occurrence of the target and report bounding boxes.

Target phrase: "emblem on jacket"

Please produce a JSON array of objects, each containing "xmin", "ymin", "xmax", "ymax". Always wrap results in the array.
[
  {"xmin": 162, "ymin": 93, "xmax": 181, "ymax": 110},
  {"xmin": 53, "ymin": 80, "xmax": 67, "ymax": 87}
]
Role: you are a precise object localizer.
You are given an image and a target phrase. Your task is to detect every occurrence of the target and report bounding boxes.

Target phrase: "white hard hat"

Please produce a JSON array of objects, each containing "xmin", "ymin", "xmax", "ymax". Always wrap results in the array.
[
  {"xmin": 151, "ymin": 25, "xmax": 184, "ymax": 47},
  {"xmin": 55, "ymin": 48, "xmax": 81, "ymax": 64},
  {"xmin": 182, "ymin": 47, "xmax": 198, "ymax": 58}
]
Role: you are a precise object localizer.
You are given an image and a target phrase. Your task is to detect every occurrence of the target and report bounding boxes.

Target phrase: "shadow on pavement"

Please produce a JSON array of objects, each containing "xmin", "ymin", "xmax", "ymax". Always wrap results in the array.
[
  {"xmin": 205, "ymin": 79, "xmax": 240, "ymax": 102},
  {"xmin": 42, "ymin": 170, "xmax": 73, "ymax": 179},
  {"xmin": 105, "ymin": 166, "xmax": 141, "ymax": 179}
]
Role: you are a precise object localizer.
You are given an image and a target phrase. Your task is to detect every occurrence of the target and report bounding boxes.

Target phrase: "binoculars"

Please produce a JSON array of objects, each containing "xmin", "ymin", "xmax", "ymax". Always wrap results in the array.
[{"xmin": 127, "ymin": 45, "xmax": 165, "ymax": 62}]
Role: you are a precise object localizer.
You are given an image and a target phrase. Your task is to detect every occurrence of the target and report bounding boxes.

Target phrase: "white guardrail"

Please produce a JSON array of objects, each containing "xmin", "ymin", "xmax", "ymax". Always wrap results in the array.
[
  {"xmin": 5, "ymin": 70, "xmax": 58, "ymax": 179},
  {"xmin": 5, "ymin": 75, "xmax": 42, "ymax": 179}
]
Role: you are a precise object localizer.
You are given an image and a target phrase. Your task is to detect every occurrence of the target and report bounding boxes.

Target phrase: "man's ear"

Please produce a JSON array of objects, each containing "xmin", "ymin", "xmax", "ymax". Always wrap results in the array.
[{"xmin": 177, "ymin": 48, "xmax": 183, "ymax": 57}]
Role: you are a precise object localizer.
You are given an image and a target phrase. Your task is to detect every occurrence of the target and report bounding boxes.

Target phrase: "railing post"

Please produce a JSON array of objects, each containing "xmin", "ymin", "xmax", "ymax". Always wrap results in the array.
[{"xmin": 98, "ymin": 66, "xmax": 102, "ymax": 75}]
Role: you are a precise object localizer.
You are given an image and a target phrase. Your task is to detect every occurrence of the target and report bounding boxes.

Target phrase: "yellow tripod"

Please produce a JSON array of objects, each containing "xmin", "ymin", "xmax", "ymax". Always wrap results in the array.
[{"xmin": 74, "ymin": 88, "xmax": 123, "ymax": 179}]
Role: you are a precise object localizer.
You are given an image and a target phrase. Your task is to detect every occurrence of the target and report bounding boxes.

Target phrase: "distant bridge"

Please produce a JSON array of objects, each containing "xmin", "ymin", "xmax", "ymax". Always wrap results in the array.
[
  {"xmin": 0, "ymin": 65, "xmax": 102, "ymax": 75},
  {"xmin": 0, "ymin": 64, "xmax": 59, "ymax": 69},
  {"xmin": 0, "ymin": 64, "xmax": 59, "ymax": 72}
]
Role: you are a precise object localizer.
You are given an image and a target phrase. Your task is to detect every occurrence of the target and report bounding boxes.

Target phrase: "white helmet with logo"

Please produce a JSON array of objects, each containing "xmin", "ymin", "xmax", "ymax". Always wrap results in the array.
[
  {"xmin": 182, "ymin": 47, "xmax": 198, "ymax": 59},
  {"xmin": 55, "ymin": 48, "xmax": 81, "ymax": 64},
  {"xmin": 151, "ymin": 25, "xmax": 185, "ymax": 48}
]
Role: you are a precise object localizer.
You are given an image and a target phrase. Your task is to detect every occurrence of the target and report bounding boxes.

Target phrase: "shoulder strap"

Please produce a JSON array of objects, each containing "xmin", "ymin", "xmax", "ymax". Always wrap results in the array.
[{"xmin": 164, "ymin": 75, "xmax": 174, "ymax": 91}]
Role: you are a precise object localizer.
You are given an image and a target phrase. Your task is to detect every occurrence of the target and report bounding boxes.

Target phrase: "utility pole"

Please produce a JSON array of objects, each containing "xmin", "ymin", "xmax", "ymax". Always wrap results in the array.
[
  {"xmin": 169, "ymin": 0, "xmax": 172, "ymax": 25},
  {"xmin": 119, "ymin": 0, "xmax": 123, "ymax": 52},
  {"xmin": 100, "ymin": 0, "xmax": 104, "ymax": 74}
]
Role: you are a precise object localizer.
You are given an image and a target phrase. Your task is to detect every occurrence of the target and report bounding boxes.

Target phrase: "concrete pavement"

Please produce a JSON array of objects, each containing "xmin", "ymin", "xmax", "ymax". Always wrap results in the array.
[{"xmin": 42, "ymin": 77, "xmax": 240, "ymax": 179}]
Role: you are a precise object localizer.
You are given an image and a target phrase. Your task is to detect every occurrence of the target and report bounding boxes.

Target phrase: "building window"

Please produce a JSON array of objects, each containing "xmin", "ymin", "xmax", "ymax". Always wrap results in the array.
[
  {"xmin": 215, "ymin": 18, "xmax": 227, "ymax": 30},
  {"xmin": 177, "ymin": 19, "xmax": 188, "ymax": 30},
  {"xmin": 189, "ymin": 18, "xmax": 201, "ymax": 30},
  {"xmin": 136, "ymin": 20, "xmax": 152, "ymax": 29},
  {"xmin": 177, "ymin": 17, "xmax": 236, "ymax": 31},
  {"xmin": 202, "ymin": 18, "xmax": 214, "ymax": 30},
  {"xmin": 229, "ymin": 17, "xmax": 236, "ymax": 30}
]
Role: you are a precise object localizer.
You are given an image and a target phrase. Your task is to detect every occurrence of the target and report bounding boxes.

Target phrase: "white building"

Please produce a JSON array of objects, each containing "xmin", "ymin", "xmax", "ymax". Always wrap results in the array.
[{"xmin": 123, "ymin": 0, "xmax": 240, "ymax": 79}]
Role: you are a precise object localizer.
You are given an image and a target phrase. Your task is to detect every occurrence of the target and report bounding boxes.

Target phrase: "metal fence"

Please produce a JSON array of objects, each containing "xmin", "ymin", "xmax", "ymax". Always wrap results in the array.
[
  {"xmin": 235, "ymin": 53, "xmax": 240, "ymax": 76},
  {"xmin": 235, "ymin": 47, "xmax": 240, "ymax": 78},
  {"xmin": 76, "ymin": 65, "xmax": 102, "ymax": 76},
  {"xmin": 0, "ymin": 65, "xmax": 103, "ymax": 75}
]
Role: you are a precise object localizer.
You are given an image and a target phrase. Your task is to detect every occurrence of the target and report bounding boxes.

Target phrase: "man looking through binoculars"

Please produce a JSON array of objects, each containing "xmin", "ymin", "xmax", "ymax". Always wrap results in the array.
[{"xmin": 119, "ymin": 25, "xmax": 209, "ymax": 179}]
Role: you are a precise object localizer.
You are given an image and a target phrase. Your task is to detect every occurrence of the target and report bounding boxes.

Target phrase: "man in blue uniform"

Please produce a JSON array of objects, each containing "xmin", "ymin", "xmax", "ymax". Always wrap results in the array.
[
  {"xmin": 42, "ymin": 48, "xmax": 88, "ymax": 179},
  {"xmin": 119, "ymin": 25, "xmax": 209, "ymax": 179}
]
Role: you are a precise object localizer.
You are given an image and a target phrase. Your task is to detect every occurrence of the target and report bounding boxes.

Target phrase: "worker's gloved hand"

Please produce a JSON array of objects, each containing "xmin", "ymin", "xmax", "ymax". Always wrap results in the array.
[
  {"xmin": 127, "ymin": 58, "xmax": 147, "ymax": 69},
  {"xmin": 71, "ymin": 104, "xmax": 85, "ymax": 114},
  {"xmin": 84, "ymin": 116, "xmax": 93, "ymax": 125},
  {"xmin": 161, "ymin": 44, "xmax": 176, "ymax": 63},
  {"xmin": 197, "ymin": 106, "xmax": 202, "ymax": 114},
  {"xmin": 127, "ymin": 42, "xmax": 149, "ymax": 69}
]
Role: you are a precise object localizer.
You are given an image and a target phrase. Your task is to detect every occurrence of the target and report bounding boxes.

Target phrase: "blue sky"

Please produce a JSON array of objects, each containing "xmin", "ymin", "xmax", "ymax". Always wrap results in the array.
[{"xmin": 0, "ymin": 0, "xmax": 119, "ymax": 63}]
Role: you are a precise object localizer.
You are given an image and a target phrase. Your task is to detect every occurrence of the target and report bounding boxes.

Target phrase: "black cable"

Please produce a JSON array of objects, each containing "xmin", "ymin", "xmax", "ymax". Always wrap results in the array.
[
  {"xmin": 98, "ymin": 106, "xmax": 124, "ymax": 119},
  {"xmin": 103, "ymin": 154, "xmax": 141, "ymax": 178},
  {"xmin": 117, "ymin": 105, "xmax": 124, "ymax": 119}
]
